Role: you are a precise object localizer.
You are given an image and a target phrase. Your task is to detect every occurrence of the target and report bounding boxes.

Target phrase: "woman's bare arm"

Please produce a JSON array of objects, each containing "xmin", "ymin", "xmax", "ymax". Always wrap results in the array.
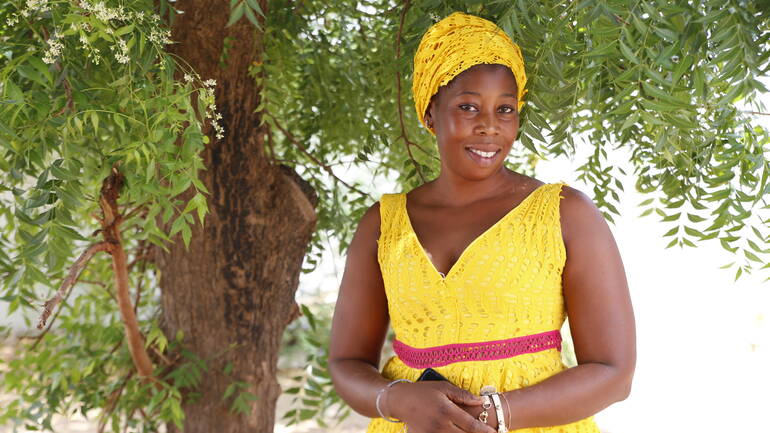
[
  {"xmin": 328, "ymin": 203, "xmax": 496, "ymax": 433},
  {"xmin": 493, "ymin": 186, "xmax": 637, "ymax": 430},
  {"xmin": 328, "ymin": 203, "xmax": 392, "ymax": 418}
]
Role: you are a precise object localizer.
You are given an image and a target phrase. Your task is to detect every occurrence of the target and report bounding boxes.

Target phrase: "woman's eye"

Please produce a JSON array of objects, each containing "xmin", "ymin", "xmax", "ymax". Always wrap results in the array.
[{"xmin": 457, "ymin": 104, "xmax": 516, "ymax": 113}]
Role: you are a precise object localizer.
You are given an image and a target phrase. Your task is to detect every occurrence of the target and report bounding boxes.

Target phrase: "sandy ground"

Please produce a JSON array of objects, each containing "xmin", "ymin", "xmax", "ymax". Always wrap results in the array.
[{"xmin": 0, "ymin": 344, "xmax": 369, "ymax": 433}]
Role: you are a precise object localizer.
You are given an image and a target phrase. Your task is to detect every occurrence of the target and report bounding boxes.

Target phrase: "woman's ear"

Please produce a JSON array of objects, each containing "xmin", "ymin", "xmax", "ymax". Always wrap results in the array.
[{"xmin": 424, "ymin": 102, "xmax": 435, "ymax": 131}]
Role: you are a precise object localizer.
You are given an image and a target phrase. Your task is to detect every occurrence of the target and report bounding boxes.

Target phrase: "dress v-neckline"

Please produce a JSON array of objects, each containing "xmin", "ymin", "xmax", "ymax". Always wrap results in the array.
[{"xmin": 401, "ymin": 183, "xmax": 552, "ymax": 281}]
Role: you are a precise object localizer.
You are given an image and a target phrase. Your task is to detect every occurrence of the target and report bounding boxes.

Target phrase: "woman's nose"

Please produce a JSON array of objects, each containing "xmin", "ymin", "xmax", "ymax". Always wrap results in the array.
[{"xmin": 474, "ymin": 110, "xmax": 500, "ymax": 135}]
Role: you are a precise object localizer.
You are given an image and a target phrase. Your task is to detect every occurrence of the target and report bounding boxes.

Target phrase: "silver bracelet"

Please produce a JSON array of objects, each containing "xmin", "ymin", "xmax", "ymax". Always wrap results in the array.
[
  {"xmin": 375, "ymin": 378, "xmax": 413, "ymax": 422},
  {"xmin": 490, "ymin": 393, "xmax": 508, "ymax": 433}
]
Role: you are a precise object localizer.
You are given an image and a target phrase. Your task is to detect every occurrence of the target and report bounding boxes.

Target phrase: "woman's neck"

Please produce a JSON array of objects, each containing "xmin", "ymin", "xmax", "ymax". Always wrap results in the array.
[{"xmin": 425, "ymin": 167, "xmax": 519, "ymax": 207}]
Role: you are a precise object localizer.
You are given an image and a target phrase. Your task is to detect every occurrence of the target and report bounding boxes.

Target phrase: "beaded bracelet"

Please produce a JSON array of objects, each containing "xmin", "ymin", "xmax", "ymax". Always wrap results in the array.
[{"xmin": 375, "ymin": 378, "xmax": 413, "ymax": 422}]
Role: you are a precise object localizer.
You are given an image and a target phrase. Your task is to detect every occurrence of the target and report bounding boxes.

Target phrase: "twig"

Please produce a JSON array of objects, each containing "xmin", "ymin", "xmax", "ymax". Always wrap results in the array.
[
  {"xmin": 150, "ymin": 345, "xmax": 172, "ymax": 366},
  {"xmin": 37, "ymin": 242, "xmax": 111, "ymax": 330},
  {"xmin": 395, "ymin": 0, "xmax": 427, "ymax": 183},
  {"xmin": 52, "ymin": 76, "xmax": 75, "ymax": 117},
  {"xmin": 122, "ymin": 204, "xmax": 148, "ymax": 222},
  {"xmin": 79, "ymin": 279, "xmax": 107, "ymax": 288},
  {"xmin": 97, "ymin": 371, "xmax": 134, "ymax": 433},
  {"xmin": 133, "ymin": 243, "xmax": 149, "ymax": 315},
  {"xmin": 267, "ymin": 113, "xmax": 371, "ymax": 198},
  {"xmin": 266, "ymin": 122, "xmax": 276, "ymax": 164},
  {"xmin": 30, "ymin": 280, "xmax": 75, "ymax": 349},
  {"xmin": 79, "ymin": 278, "xmax": 118, "ymax": 302},
  {"xmin": 39, "ymin": 25, "xmax": 76, "ymax": 117},
  {"xmin": 410, "ymin": 141, "xmax": 440, "ymax": 160}
]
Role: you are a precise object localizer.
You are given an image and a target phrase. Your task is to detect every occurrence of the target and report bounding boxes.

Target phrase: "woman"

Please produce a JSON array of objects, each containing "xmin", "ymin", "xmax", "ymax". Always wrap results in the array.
[{"xmin": 328, "ymin": 12, "xmax": 635, "ymax": 433}]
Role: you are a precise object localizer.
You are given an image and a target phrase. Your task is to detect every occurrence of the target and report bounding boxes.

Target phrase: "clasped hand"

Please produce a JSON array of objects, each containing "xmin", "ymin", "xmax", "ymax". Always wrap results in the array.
[{"xmin": 386, "ymin": 381, "xmax": 498, "ymax": 433}]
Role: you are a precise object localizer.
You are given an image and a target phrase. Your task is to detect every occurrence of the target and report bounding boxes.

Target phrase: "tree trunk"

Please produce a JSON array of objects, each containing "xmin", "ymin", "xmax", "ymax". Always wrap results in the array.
[{"xmin": 156, "ymin": 2, "xmax": 316, "ymax": 431}]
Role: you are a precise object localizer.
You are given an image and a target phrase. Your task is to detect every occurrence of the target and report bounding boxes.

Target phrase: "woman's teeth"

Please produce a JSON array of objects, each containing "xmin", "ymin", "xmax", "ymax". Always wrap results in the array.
[{"xmin": 469, "ymin": 148, "xmax": 497, "ymax": 158}]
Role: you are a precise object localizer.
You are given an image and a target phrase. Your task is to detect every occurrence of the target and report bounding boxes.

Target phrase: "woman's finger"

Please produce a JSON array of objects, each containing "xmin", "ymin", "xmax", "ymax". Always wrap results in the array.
[
  {"xmin": 443, "ymin": 402, "xmax": 496, "ymax": 433},
  {"xmin": 442, "ymin": 383, "xmax": 486, "ymax": 406}
]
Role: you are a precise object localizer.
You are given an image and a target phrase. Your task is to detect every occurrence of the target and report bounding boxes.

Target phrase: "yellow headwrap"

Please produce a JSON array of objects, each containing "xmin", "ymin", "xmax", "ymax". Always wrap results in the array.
[{"xmin": 412, "ymin": 12, "xmax": 528, "ymax": 134}]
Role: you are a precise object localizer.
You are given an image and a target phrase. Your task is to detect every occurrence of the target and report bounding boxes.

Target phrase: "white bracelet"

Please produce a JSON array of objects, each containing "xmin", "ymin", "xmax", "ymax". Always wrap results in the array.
[
  {"xmin": 375, "ymin": 378, "xmax": 413, "ymax": 422},
  {"xmin": 490, "ymin": 393, "xmax": 508, "ymax": 433}
]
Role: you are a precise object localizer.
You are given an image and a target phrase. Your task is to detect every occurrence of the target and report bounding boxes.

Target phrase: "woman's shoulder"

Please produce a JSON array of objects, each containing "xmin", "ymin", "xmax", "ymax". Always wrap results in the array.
[
  {"xmin": 556, "ymin": 183, "xmax": 606, "ymax": 246},
  {"xmin": 355, "ymin": 200, "xmax": 382, "ymax": 241}
]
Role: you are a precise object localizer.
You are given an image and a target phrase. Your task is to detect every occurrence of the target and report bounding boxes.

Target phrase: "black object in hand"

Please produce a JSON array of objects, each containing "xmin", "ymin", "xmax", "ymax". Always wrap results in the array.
[{"xmin": 417, "ymin": 367, "xmax": 450, "ymax": 382}]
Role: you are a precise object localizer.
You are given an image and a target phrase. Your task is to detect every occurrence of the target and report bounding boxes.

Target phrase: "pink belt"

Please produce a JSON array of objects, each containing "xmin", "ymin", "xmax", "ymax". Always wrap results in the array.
[{"xmin": 392, "ymin": 330, "xmax": 562, "ymax": 369}]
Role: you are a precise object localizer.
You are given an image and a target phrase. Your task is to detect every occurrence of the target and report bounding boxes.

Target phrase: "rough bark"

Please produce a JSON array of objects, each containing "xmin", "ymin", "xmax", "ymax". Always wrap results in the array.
[{"xmin": 156, "ymin": 1, "xmax": 316, "ymax": 431}]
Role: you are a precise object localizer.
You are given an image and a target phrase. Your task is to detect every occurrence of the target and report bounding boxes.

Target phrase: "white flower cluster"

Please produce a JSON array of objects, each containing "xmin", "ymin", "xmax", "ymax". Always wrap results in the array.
[
  {"xmin": 75, "ymin": 0, "xmax": 172, "ymax": 60},
  {"xmin": 12, "ymin": 0, "xmax": 176, "ymax": 66},
  {"xmin": 42, "ymin": 31, "xmax": 64, "ymax": 64},
  {"xmin": 24, "ymin": 0, "xmax": 50, "ymax": 15},
  {"xmin": 78, "ymin": 1, "xmax": 130, "ymax": 22},
  {"xmin": 7, "ymin": 0, "xmax": 50, "ymax": 25},
  {"xmin": 112, "ymin": 38, "xmax": 130, "ymax": 64},
  {"xmin": 183, "ymin": 72, "xmax": 225, "ymax": 140},
  {"xmin": 201, "ymin": 79, "xmax": 225, "ymax": 140},
  {"xmin": 148, "ymin": 27, "xmax": 173, "ymax": 46}
]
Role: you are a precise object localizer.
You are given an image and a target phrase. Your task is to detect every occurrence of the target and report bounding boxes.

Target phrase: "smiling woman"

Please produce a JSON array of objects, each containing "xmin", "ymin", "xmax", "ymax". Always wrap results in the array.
[{"xmin": 328, "ymin": 11, "xmax": 636, "ymax": 433}]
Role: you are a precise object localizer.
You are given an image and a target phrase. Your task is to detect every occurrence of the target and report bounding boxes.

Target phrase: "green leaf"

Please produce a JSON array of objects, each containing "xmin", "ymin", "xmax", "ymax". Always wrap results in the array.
[
  {"xmin": 223, "ymin": 383, "xmax": 237, "ymax": 401},
  {"xmin": 244, "ymin": 6, "xmax": 261, "ymax": 28},
  {"xmin": 584, "ymin": 41, "xmax": 617, "ymax": 58},
  {"xmin": 114, "ymin": 24, "xmax": 135, "ymax": 36},
  {"xmin": 744, "ymin": 250, "xmax": 763, "ymax": 263},
  {"xmin": 181, "ymin": 223, "xmax": 192, "ymax": 248},
  {"xmin": 671, "ymin": 54, "xmax": 693, "ymax": 88},
  {"xmin": 652, "ymin": 26, "xmax": 678, "ymax": 42},
  {"xmin": 245, "ymin": 0, "xmax": 265, "ymax": 17},
  {"xmin": 90, "ymin": 111, "xmax": 99, "ymax": 134},
  {"xmin": 663, "ymin": 226, "xmax": 679, "ymax": 237},
  {"xmin": 300, "ymin": 304, "xmax": 316, "ymax": 332},
  {"xmin": 618, "ymin": 39, "xmax": 639, "ymax": 64},
  {"xmin": 226, "ymin": 2, "xmax": 246, "ymax": 27}
]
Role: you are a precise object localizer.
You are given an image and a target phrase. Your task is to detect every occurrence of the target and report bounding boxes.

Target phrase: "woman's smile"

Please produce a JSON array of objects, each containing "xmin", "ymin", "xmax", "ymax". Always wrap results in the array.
[{"xmin": 465, "ymin": 146, "xmax": 501, "ymax": 166}]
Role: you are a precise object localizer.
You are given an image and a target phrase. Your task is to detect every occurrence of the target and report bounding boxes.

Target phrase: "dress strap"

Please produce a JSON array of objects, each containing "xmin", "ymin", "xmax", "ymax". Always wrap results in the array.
[
  {"xmin": 378, "ymin": 193, "xmax": 404, "ymax": 240},
  {"xmin": 542, "ymin": 181, "xmax": 569, "ymax": 214}
]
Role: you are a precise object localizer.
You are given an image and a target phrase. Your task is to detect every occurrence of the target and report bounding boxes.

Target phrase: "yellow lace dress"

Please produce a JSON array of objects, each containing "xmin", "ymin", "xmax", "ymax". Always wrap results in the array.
[{"xmin": 365, "ymin": 181, "xmax": 600, "ymax": 433}]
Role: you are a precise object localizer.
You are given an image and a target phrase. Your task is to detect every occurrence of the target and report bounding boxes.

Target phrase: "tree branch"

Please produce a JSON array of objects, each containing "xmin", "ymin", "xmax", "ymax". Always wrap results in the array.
[
  {"xmin": 36, "ymin": 242, "xmax": 111, "ymax": 331},
  {"xmin": 97, "ymin": 371, "xmax": 134, "ymax": 433},
  {"xmin": 99, "ymin": 163, "xmax": 155, "ymax": 379},
  {"xmin": 395, "ymin": 0, "xmax": 427, "ymax": 183},
  {"xmin": 266, "ymin": 112, "xmax": 371, "ymax": 198}
]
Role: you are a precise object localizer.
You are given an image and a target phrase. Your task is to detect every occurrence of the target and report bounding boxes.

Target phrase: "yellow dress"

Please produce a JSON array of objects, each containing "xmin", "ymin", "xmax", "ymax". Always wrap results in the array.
[{"xmin": 366, "ymin": 181, "xmax": 601, "ymax": 433}]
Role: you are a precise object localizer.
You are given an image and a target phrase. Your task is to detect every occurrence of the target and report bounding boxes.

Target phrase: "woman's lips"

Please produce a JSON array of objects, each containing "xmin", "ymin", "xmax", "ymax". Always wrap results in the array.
[{"xmin": 465, "ymin": 147, "xmax": 500, "ymax": 167}]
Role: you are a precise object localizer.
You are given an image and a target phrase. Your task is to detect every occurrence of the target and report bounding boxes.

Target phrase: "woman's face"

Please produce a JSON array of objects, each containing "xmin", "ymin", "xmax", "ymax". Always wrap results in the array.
[{"xmin": 425, "ymin": 64, "xmax": 519, "ymax": 181}]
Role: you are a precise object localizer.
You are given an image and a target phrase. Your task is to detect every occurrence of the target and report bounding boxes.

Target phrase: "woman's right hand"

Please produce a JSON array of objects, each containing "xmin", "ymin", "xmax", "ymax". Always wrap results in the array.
[{"xmin": 385, "ymin": 381, "xmax": 497, "ymax": 433}]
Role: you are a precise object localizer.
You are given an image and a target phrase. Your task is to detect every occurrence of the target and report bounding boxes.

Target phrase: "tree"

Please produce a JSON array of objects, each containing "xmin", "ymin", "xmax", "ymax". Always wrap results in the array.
[{"xmin": 1, "ymin": 0, "xmax": 769, "ymax": 432}]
